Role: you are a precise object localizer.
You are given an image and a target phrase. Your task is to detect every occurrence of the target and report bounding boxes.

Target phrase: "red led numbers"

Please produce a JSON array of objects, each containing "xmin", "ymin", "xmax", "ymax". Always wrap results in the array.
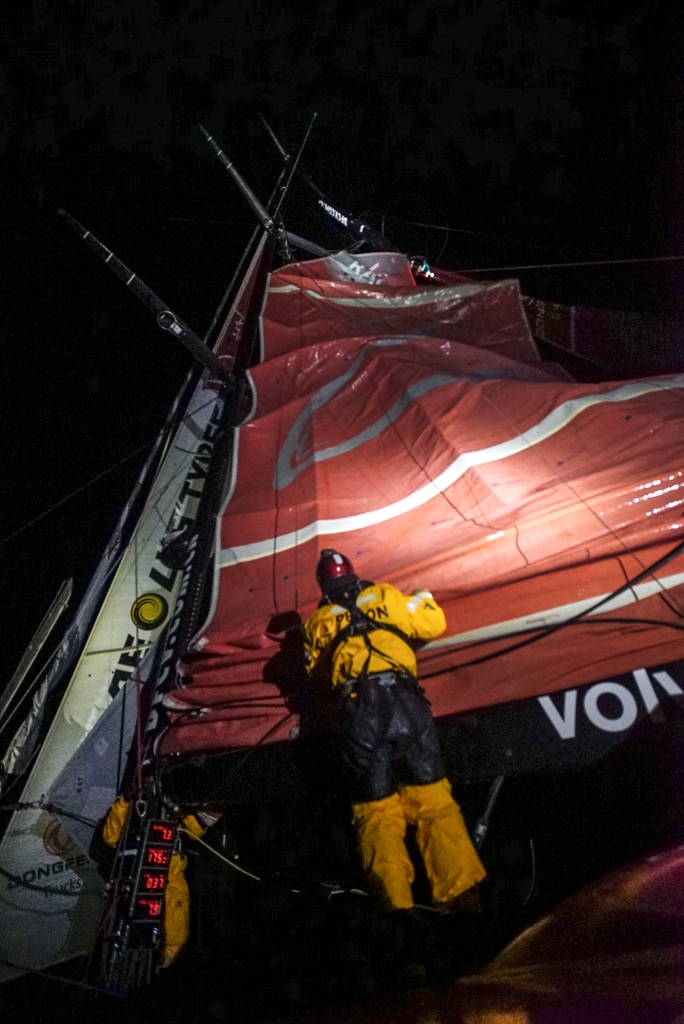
[
  {"xmin": 141, "ymin": 870, "xmax": 166, "ymax": 891},
  {"xmin": 144, "ymin": 846, "xmax": 170, "ymax": 867},
  {"xmin": 136, "ymin": 897, "xmax": 162, "ymax": 918},
  {"xmin": 150, "ymin": 823, "xmax": 174, "ymax": 843}
]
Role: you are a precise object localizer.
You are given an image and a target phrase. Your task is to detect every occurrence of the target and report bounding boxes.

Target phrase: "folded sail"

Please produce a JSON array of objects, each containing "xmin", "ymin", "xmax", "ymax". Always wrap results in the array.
[{"xmin": 161, "ymin": 251, "xmax": 684, "ymax": 757}]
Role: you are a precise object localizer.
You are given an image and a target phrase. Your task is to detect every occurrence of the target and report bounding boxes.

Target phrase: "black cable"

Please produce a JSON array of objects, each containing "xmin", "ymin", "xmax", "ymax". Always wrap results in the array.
[
  {"xmin": 425, "ymin": 612, "xmax": 684, "ymax": 665},
  {"xmin": 422, "ymin": 536, "xmax": 684, "ymax": 677},
  {"xmin": 0, "ymin": 956, "xmax": 99, "ymax": 994}
]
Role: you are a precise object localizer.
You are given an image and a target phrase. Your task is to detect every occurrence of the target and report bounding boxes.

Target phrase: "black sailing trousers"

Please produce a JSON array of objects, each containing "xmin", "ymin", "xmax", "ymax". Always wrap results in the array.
[{"xmin": 338, "ymin": 673, "xmax": 445, "ymax": 804}]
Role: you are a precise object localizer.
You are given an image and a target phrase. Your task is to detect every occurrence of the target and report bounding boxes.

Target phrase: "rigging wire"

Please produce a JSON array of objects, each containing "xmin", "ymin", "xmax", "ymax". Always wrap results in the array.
[
  {"xmin": 373, "ymin": 213, "xmax": 602, "ymax": 259},
  {"xmin": 0, "ymin": 440, "xmax": 152, "ymax": 550},
  {"xmin": 380, "ymin": 196, "xmax": 450, "ymax": 262},
  {"xmin": 0, "ymin": 957, "xmax": 99, "ymax": 994},
  {"xmin": 272, "ymin": 112, "xmax": 317, "ymax": 220},
  {"xmin": 459, "ymin": 254, "xmax": 684, "ymax": 275},
  {"xmin": 98, "ymin": 213, "xmax": 256, "ymax": 226}
]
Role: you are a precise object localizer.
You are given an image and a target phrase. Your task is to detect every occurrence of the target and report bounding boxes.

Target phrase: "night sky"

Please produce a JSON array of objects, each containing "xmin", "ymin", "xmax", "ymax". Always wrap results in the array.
[
  {"xmin": 2, "ymin": 0, "xmax": 683, "ymax": 725},
  {"xmin": 3, "ymin": 2, "xmax": 684, "ymax": 1016}
]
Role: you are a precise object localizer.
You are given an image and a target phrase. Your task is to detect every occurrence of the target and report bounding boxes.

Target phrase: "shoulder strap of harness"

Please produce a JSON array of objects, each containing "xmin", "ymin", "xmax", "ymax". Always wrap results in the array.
[{"xmin": 315, "ymin": 594, "xmax": 414, "ymax": 685}]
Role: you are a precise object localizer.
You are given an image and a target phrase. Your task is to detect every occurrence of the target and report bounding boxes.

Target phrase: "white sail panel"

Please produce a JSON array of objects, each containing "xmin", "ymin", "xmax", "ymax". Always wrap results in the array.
[
  {"xmin": 0, "ymin": 375, "xmax": 225, "ymax": 980},
  {"xmin": 0, "ymin": 230, "xmax": 270, "ymax": 980}
]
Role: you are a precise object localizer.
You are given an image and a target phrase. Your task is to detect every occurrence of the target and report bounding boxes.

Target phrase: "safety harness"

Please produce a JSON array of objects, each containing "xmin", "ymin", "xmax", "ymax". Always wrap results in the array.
[{"xmin": 317, "ymin": 589, "xmax": 417, "ymax": 695}]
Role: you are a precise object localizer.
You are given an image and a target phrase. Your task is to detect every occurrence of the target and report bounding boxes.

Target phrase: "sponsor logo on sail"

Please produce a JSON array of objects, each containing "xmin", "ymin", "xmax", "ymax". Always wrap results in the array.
[
  {"xmin": 318, "ymin": 200, "xmax": 348, "ymax": 226},
  {"xmin": 5, "ymin": 853, "xmax": 90, "ymax": 891},
  {"xmin": 131, "ymin": 593, "xmax": 169, "ymax": 631},
  {"xmin": 108, "ymin": 399, "xmax": 223, "ymax": 699},
  {"xmin": 538, "ymin": 668, "xmax": 684, "ymax": 739}
]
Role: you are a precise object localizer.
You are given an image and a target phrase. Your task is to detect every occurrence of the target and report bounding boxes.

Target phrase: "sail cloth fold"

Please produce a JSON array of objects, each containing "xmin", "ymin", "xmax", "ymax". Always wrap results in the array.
[{"xmin": 161, "ymin": 251, "xmax": 684, "ymax": 758}]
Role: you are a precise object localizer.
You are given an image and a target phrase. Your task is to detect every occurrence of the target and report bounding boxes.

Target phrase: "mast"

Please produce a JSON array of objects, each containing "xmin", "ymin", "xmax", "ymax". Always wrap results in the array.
[
  {"xmin": 0, "ymin": 145, "xmax": 282, "ymax": 983},
  {"xmin": 94, "ymin": 143, "xmax": 290, "ymax": 988},
  {"xmin": 199, "ymin": 123, "xmax": 330, "ymax": 259}
]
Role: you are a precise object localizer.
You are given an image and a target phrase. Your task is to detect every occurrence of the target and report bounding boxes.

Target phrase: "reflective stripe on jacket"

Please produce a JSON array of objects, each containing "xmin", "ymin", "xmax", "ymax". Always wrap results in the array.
[{"xmin": 303, "ymin": 583, "xmax": 446, "ymax": 688}]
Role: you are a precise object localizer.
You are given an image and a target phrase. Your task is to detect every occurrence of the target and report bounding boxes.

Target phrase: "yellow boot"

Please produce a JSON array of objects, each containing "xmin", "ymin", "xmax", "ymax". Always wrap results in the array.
[
  {"xmin": 352, "ymin": 792, "xmax": 415, "ymax": 909},
  {"xmin": 400, "ymin": 778, "xmax": 486, "ymax": 906}
]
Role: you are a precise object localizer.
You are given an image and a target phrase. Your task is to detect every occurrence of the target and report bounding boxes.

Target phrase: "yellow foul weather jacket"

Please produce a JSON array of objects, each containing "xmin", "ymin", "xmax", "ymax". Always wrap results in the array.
[{"xmin": 303, "ymin": 583, "xmax": 446, "ymax": 688}]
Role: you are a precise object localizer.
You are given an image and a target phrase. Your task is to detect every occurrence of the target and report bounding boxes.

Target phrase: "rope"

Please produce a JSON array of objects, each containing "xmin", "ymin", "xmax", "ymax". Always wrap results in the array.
[
  {"xmin": 179, "ymin": 827, "xmax": 269, "ymax": 884},
  {"xmin": 460, "ymin": 254, "xmax": 684, "ymax": 274},
  {"xmin": 422, "ymin": 534, "xmax": 684, "ymax": 676}
]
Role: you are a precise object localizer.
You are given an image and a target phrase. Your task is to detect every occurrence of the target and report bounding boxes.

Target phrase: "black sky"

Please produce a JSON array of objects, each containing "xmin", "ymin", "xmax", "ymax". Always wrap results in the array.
[{"xmin": 2, "ymin": 0, "xmax": 683, "ymax": 689}]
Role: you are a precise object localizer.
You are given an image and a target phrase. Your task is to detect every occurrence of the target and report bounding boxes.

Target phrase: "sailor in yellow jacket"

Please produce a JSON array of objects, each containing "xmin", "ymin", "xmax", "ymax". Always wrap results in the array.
[
  {"xmin": 102, "ymin": 797, "xmax": 221, "ymax": 968},
  {"xmin": 303, "ymin": 549, "xmax": 486, "ymax": 912}
]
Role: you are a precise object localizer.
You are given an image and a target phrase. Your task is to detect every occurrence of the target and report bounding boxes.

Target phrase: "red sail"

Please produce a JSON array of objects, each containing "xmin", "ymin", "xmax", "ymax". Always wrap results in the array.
[{"xmin": 159, "ymin": 252, "xmax": 684, "ymax": 757}]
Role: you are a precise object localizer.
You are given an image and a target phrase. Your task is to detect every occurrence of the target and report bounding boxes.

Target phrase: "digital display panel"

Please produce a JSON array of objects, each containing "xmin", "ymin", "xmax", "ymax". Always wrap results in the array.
[
  {"xmin": 140, "ymin": 869, "xmax": 166, "ymax": 891},
  {"xmin": 144, "ymin": 845, "xmax": 171, "ymax": 867},
  {"xmin": 150, "ymin": 822, "xmax": 175, "ymax": 844},
  {"xmin": 135, "ymin": 897, "xmax": 163, "ymax": 919}
]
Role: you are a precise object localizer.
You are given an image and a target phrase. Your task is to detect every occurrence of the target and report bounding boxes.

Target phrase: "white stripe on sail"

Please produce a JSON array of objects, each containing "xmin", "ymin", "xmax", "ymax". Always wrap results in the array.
[
  {"xmin": 219, "ymin": 376, "xmax": 684, "ymax": 567},
  {"xmin": 422, "ymin": 567, "xmax": 684, "ymax": 653}
]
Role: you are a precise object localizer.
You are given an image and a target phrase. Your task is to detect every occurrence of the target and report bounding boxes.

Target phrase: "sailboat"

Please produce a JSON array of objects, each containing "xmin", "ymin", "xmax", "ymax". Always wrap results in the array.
[{"xmin": 2, "ymin": 119, "xmax": 684, "ymax": 997}]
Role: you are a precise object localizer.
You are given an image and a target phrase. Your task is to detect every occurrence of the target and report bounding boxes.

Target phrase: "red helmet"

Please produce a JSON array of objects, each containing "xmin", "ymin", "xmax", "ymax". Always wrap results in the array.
[{"xmin": 315, "ymin": 549, "xmax": 354, "ymax": 590}]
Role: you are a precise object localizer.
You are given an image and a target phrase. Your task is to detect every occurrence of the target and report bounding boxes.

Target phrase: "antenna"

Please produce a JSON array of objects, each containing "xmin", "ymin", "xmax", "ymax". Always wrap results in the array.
[
  {"xmin": 259, "ymin": 113, "xmax": 289, "ymax": 163},
  {"xmin": 198, "ymin": 125, "xmax": 274, "ymax": 232},
  {"xmin": 199, "ymin": 120, "xmax": 330, "ymax": 257},
  {"xmin": 273, "ymin": 112, "xmax": 317, "ymax": 219}
]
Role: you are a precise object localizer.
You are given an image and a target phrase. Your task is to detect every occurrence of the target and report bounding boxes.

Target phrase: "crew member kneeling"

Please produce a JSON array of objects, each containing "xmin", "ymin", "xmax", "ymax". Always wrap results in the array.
[{"xmin": 303, "ymin": 550, "xmax": 486, "ymax": 912}]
